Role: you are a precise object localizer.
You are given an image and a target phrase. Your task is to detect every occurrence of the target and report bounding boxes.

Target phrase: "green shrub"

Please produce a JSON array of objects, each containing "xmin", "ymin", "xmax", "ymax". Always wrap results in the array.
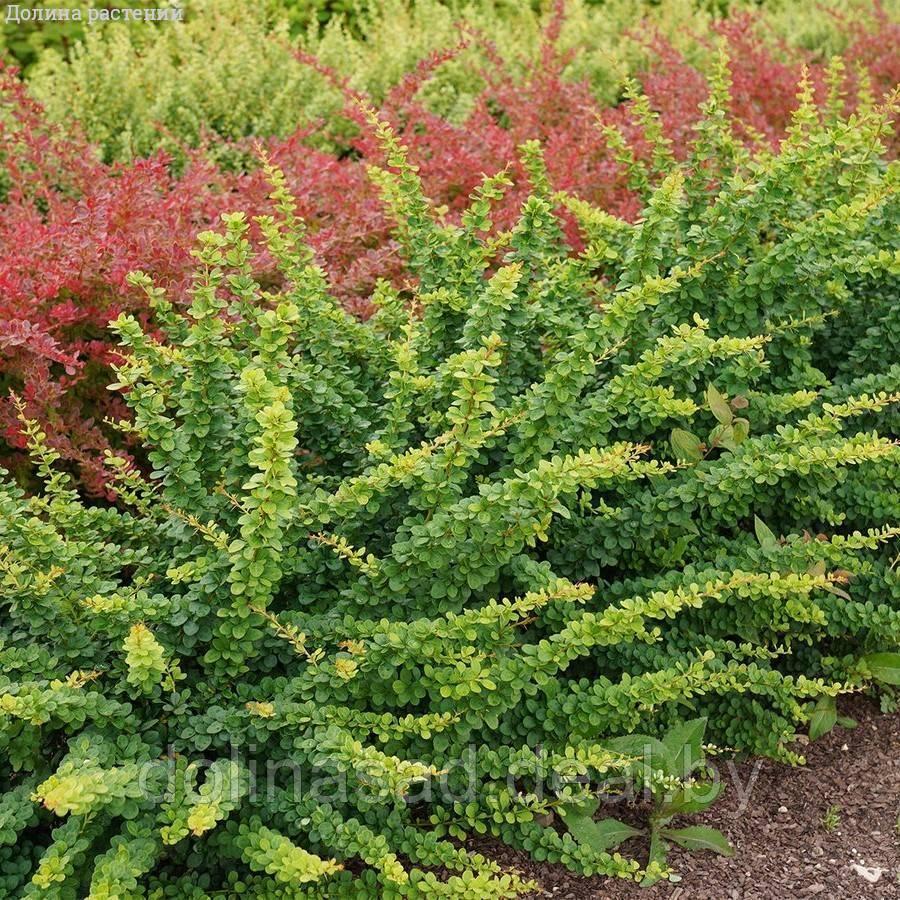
[
  {"xmin": 25, "ymin": 0, "xmax": 898, "ymax": 163},
  {"xmin": 26, "ymin": 0, "xmax": 343, "ymax": 166},
  {"xmin": 0, "ymin": 0, "xmax": 176, "ymax": 72},
  {"xmin": 1, "ymin": 75, "xmax": 899, "ymax": 894},
  {"xmin": 310, "ymin": 0, "xmax": 757, "ymax": 108},
  {"xmin": 27, "ymin": 0, "xmax": 685, "ymax": 161}
]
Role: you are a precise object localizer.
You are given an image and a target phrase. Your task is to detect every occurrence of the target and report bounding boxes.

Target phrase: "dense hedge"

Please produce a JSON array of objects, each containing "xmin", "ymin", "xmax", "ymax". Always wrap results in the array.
[
  {"xmin": 22, "ymin": 0, "xmax": 898, "ymax": 161},
  {"xmin": 2, "ymin": 6, "xmax": 898, "ymax": 496},
  {"xmin": 1, "ymin": 63, "xmax": 899, "ymax": 893}
]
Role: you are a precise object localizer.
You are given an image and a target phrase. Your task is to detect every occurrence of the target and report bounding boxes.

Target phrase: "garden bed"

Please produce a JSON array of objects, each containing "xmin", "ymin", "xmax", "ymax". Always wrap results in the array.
[
  {"xmin": 478, "ymin": 698, "xmax": 900, "ymax": 898},
  {"xmin": 1, "ymin": 2, "xmax": 899, "ymax": 894}
]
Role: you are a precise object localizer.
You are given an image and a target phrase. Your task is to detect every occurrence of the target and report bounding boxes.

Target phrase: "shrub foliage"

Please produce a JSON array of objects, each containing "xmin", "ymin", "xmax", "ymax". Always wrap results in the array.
[
  {"xmin": 23, "ymin": 0, "xmax": 899, "ymax": 160},
  {"xmin": 3, "ymin": 6, "xmax": 898, "ymax": 496},
  {"xmin": 1, "ymin": 70, "xmax": 899, "ymax": 895}
]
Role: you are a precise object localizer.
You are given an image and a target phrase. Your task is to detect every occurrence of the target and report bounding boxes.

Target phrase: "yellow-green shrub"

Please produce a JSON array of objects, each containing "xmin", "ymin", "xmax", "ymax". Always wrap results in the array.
[{"xmin": 0, "ymin": 78, "xmax": 898, "ymax": 894}]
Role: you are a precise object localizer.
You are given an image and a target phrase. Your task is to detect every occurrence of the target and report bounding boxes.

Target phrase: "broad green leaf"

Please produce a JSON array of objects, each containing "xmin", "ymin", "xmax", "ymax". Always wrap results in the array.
[
  {"xmin": 557, "ymin": 810, "xmax": 599, "ymax": 848},
  {"xmin": 706, "ymin": 383, "xmax": 733, "ymax": 425},
  {"xmin": 662, "ymin": 717, "xmax": 707, "ymax": 777},
  {"xmin": 670, "ymin": 428, "xmax": 703, "ymax": 463},
  {"xmin": 709, "ymin": 422, "xmax": 736, "ymax": 451},
  {"xmin": 736, "ymin": 624, "xmax": 763, "ymax": 644},
  {"xmin": 661, "ymin": 780, "xmax": 722, "ymax": 816},
  {"xmin": 559, "ymin": 795, "xmax": 599, "ymax": 819},
  {"xmin": 862, "ymin": 652, "xmax": 900, "ymax": 685},
  {"xmin": 823, "ymin": 582, "xmax": 852, "ymax": 601},
  {"xmin": 589, "ymin": 817, "xmax": 642, "ymax": 848},
  {"xmin": 808, "ymin": 695, "xmax": 837, "ymax": 741},
  {"xmin": 754, "ymin": 515, "xmax": 779, "ymax": 552},
  {"xmin": 603, "ymin": 734, "xmax": 674, "ymax": 775},
  {"xmin": 663, "ymin": 825, "xmax": 734, "ymax": 856},
  {"xmin": 558, "ymin": 807, "xmax": 642, "ymax": 852},
  {"xmin": 732, "ymin": 417, "xmax": 750, "ymax": 444}
]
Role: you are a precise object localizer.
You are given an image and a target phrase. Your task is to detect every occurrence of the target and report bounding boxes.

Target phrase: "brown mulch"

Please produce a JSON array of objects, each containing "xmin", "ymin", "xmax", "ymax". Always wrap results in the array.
[{"xmin": 477, "ymin": 698, "xmax": 900, "ymax": 899}]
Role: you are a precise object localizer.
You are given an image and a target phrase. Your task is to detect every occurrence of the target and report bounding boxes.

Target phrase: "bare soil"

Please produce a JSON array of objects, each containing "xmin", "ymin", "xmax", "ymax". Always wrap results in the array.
[{"xmin": 477, "ymin": 698, "xmax": 900, "ymax": 899}]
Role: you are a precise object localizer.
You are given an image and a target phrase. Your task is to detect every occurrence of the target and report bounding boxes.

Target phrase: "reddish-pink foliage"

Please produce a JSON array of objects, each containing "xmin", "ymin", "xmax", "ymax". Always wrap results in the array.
[
  {"xmin": 0, "ymin": 62, "xmax": 233, "ymax": 492},
  {"xmin": 842, "ymin": 1, "xmax": 900, "ymax": 95},
  {"xmin": 0, "ymin": 8, "xmax": 896, "ymax": 493}
]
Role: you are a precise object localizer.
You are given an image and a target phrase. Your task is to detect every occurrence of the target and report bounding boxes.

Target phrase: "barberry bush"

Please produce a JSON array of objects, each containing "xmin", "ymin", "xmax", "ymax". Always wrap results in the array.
[
  {"xmin": 0, "ymin": 58, "xmax": 240, "ymax": 496},
  {"xmin": 25, "ymin": 0, "xmax": 899, "ymax": 163},
  {"xmin": 1, "ymin": 70, "xmax": 898, "ymax": 894},
  {"xmin": 3, "ymin": 5, "xmax": 898, "ymax": 498},
  {"xmin": 25, "ymin": 0, "xmax": 344, "ymax": 167}
]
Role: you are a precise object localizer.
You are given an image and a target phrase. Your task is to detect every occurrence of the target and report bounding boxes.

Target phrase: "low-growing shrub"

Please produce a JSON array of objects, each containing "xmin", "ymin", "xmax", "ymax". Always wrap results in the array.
[
  {"xmin": 26, "ymin": 0, "xmax": 344, "ymax": 167},
  {"xmin": 1, "ymin": 74, "xmax": 898, "ymax": 894},
  {"xmin": 0, "ymin": 60, "xmax": 241, "ymax": 495},
  {"xmin": 0, "ymin": 0, "xmax": 173, "ymax": 72},
  {"xmin": 22, "ymin": 0, "xmax": 713, "ymax": 158},
  {"xmin": 24, "ymin": 0, "xmax": 899, "ymax": 163},
  {"xmin": 3, "ymin": 7, "xmax": 897, "ymax": 498}
]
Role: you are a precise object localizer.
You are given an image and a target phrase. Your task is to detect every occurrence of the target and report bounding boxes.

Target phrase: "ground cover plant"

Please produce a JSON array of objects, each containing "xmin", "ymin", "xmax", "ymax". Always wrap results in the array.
[
  {"xmin": 2, "ymin": 5, "xmax": 898, "ymax": 498},
  {"xmin": 0, "ymin": 54, "xmax": 899, "ymax": 894}
]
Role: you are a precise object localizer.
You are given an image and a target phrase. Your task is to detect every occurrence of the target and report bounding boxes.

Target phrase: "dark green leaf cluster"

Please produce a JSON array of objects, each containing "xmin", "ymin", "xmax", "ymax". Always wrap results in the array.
[{"xmin": 0, "ymin": 78, "xmax": 898, "ymax": 895}]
